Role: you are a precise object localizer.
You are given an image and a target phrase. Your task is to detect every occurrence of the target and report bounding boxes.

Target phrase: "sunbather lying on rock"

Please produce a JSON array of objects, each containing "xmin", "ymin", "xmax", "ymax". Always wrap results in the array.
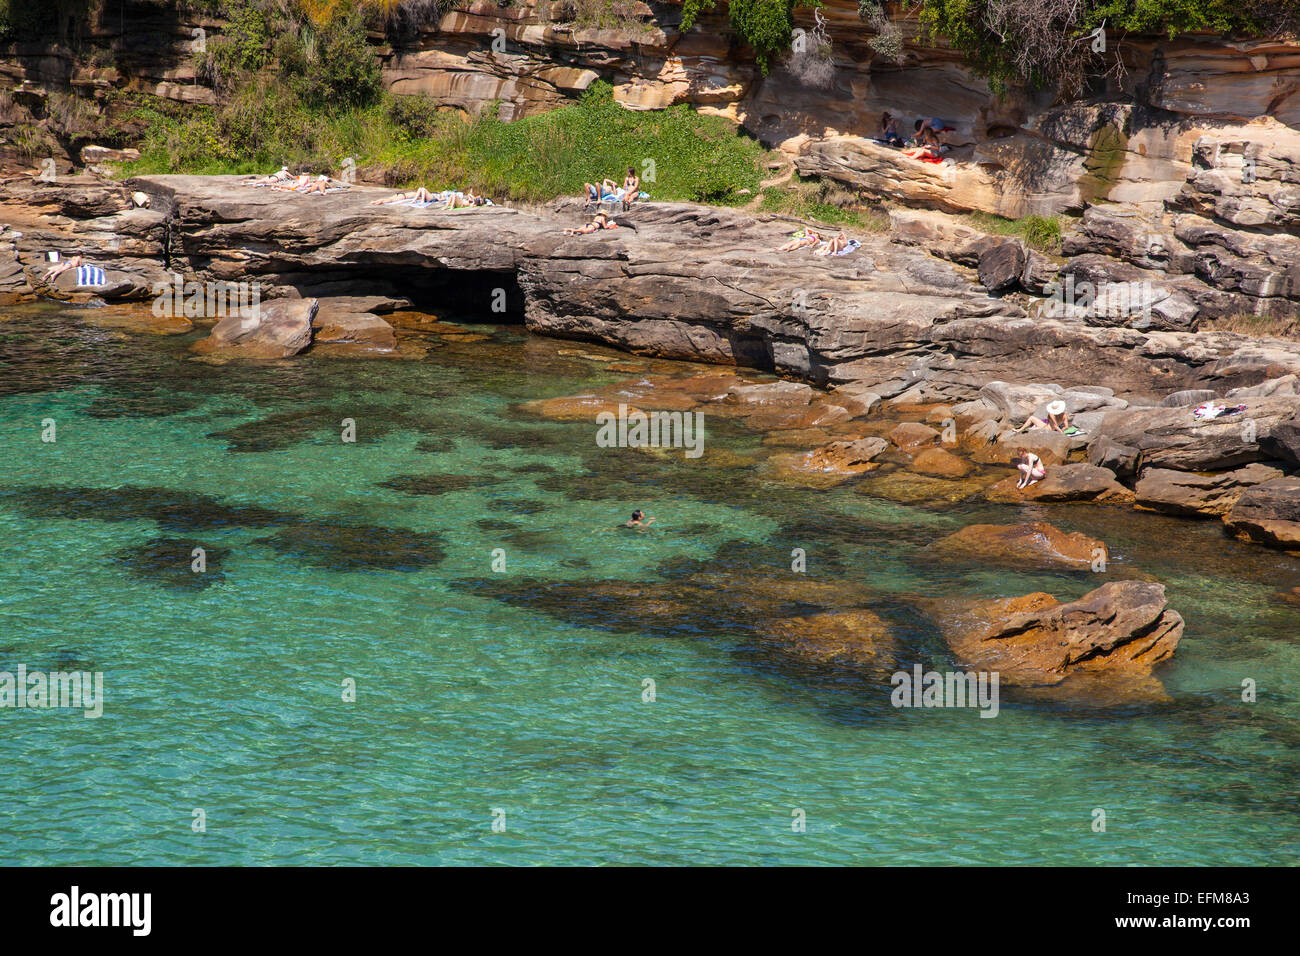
[
  {"xmin": 271, "ymin": 174, "xmax": 312, "ymax": 192},
  {"xmin": 245, "ymin": 167, "xmax": 292, "ymax": 186},
  {"xmin": 300, "ymin": 175, "xmax": 350, "ymax": 196},
  {"xmin": 775, "ymin": 228, "xmax": 821, "ymax": 252},
  {"xmin": 443, "ymin": 190, "xmax": 489, "ymax": 209},
  {"xmin": 564, "ymin": 211, "xmax": 619, "ymax": 235},
  {"xmin": 44, "ymin": 254, "xmax": 82, "ymax": 281},
  {"xmin": 1193, "ymin": 401, "xmax": 1249, "ymax": 421},
  {"xmin": 369, "ymin": 187, "xmax": 436, "ymax": 206}
]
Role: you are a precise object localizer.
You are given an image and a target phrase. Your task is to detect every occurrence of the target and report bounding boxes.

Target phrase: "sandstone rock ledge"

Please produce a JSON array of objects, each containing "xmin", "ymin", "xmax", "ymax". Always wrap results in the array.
[{"xmin": 922, "ymin": 582, "xmax": 1185, "ymax": 704}]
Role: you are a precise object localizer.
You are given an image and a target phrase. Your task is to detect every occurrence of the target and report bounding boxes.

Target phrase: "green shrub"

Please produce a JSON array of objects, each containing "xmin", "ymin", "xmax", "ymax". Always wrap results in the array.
[{"xmin": 682, "ymin": 0, "xmax": 821, "ymax": 74}]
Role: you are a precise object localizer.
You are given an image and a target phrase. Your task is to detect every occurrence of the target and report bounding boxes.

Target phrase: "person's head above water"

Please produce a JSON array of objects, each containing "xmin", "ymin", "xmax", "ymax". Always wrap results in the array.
[{"xmin": 631, "ymin": 509, "xmax": 644, "ymax": 521}]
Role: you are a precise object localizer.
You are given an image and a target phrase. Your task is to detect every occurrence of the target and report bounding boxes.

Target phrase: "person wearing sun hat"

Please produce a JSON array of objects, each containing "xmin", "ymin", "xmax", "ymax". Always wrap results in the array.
[
  {"xmin": 1014, "ymin": 398, "xmax": 1070, "ymax": 434},
  {"xmin": 1044, "ymin": 399, "xmax": 1070, "ymax": 432}
]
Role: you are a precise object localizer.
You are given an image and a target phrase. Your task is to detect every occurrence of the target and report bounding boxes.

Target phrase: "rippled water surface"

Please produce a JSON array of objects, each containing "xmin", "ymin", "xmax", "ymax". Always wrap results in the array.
[{"xmin": 1, "ymin": 301, "xmax": 1298, "ymax": 865}]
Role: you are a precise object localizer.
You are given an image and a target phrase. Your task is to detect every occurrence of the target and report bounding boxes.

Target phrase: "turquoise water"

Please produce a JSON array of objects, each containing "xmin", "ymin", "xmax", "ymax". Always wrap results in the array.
[{"xmin": 1, "ymin": 301, "xmax": 1298, "ymax": 865}]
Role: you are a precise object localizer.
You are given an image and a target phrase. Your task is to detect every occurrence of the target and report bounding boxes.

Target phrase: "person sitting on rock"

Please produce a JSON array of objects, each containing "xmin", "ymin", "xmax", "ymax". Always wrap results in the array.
[
  {"xmin": 621, "ymin": 167, "xmax": 641, "ymax": 211},
  {"xmin": 625, "ymin": 509, "xmax": 655, "ymax": 528},
  {"xmin": 586, "ymin": 179, "xmax": 623, "ymax": 204},
  {"xmin": 564, "ymin": 210, "xmax": 620, "ymax": 235},
  {"xmin": 1014, "ymin": 400, "xmax": 1070, "ymax": 434},
  {"xmin": 1014, "ymin": 449, "xmax": 1046, "ymax": 490},
  {"xmin": 775, "ymin": 228, "xmax": 821, "ymax": 252},
  {"xmin": 878, "ymin": 111, "xmax": 903, "ymax": 147}
]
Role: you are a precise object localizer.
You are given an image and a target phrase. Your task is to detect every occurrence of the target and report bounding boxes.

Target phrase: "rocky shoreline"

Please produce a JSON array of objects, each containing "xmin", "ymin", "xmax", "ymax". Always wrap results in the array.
[{"xmin": 3, "ymin": 171, "xmax": 1298, "ymax": 702}]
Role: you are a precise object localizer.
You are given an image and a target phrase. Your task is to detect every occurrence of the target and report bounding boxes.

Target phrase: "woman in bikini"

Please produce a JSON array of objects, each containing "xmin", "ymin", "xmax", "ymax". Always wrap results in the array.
[
  {"xmin": 564, "ymin": 210, "xmax": 619, "ymax": 235},
  {"xmin": 621, "ymin": 167, "xmax": 640, "ymax": 210},
  {"xmin": 369, "ymin": 187, "xmax": 437, "ymax": 206},
  {"xmin": 1015, "ymin": 448, "xmax": 1047, "ymax": 490},
  {"xmin": 776, "ymin": 229, "xmax": 821, "ymax": 252}
]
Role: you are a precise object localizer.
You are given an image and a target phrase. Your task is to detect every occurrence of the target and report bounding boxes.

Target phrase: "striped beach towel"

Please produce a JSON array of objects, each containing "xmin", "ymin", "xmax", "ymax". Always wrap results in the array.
[{"xmin": 76, "ymin": 265, "xmax": 107, "ymax": 288}]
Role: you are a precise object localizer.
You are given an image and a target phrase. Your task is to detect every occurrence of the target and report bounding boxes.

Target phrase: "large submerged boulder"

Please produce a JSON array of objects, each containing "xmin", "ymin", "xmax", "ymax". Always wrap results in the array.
[{"xmin": 929, "ymin": 521, "xmax": 1105, "ymax": 569}]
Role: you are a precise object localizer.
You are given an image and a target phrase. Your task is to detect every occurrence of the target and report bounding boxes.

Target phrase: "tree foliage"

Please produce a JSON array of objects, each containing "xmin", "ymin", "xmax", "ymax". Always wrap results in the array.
[
  {"xmin": 682, "ymin": 0, "xmax": 822, "ymax": 74},
  {"xmin": 916, "ymin": 0, "xmax": 1300, "ymax": 95}
]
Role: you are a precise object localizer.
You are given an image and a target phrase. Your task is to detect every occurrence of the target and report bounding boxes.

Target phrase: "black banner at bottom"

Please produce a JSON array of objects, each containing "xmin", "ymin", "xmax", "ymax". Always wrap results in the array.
[{"xmin": 0, "ymin": 866, "xmax": 1282, "ymax": 943}]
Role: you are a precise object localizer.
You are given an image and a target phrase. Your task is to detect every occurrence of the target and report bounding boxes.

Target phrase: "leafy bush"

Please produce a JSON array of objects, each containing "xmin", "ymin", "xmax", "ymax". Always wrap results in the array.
[
  {"xmin": 283, "ymin": 12, "xmax": 383, "ymax": 108},
  {"xmin": 385, "ymin": 93, "xmax": 443, "ymax": 139},
  {"xmin": 682, "ymin": 0, "xmax": 822, "ymax": 74}
]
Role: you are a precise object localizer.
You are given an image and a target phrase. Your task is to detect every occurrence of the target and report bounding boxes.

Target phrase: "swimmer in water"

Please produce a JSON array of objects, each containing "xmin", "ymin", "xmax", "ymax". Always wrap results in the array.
[{"xmin": 625, "ymin": 509, "xmax": 655, "ymax": 528}]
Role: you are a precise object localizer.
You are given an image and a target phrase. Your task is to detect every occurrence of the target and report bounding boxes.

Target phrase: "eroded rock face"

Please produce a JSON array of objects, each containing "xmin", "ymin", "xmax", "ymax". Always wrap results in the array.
[
  {"xmin": 1090, "ymin": 398, "xmax": 1300, "ymax": 471},
  {"xmin": 929, "ymin": 522, "xmax": 1105, "ymax": 569},
  {"xmin": 190, "ymin": 298, "xmax": 316, "ymax": 359},
  {"xmin": 924, "ymin": 581, "xmax": 1184, "ymax": 689},
  {"xmin": 1135, "ymin": 463, "xmax": 1284, "ymax": 517},
  {"xmin": 1223, "ymin": 477, "xmax": 1300, "ymax": 550}
]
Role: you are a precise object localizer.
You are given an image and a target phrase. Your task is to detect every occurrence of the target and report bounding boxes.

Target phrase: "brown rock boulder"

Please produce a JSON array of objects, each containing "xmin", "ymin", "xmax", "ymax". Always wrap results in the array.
[
  {"xmin": 889, "ymin": 421, "xmax": 941, "ymax": 452},
  {"xmin": 910, "ymin": 446, "xmax": 972, "ymax": 478},
  {"xmin": 190, "ymin": 298, "xmax": 316, "ymax": 359},
  {"xmin": 985, "ymin": 463, "xmax": 1135, "ymax": 504},
  {"xmin": 1223, "ymin": 477, "xmax": 1300, "ymax": 551},
  {"xmin": 1135, "ymin": 463, "xmax": 1284, "ymax": 518},
  {"xmin": 925, "ymin": 581, "xmax": 1184, "ymax": 688},
  {"xmin": 311, "ymin": 310, "xmax": 397, "ymax": 351},
  {"xmin": 930, "ymin": 521, "xmax": 1106, "ymax": 569}
]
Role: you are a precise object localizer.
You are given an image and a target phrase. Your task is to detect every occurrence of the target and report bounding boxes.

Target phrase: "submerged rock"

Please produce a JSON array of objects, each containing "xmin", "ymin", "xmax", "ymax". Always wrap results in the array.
[
  {"xmin": 756, "ymin": 610, "xmax": 898, "ymax": 667},
  {"xmin": 929, "ymin": 521, "xmax": 1105, "ymax": 569}
]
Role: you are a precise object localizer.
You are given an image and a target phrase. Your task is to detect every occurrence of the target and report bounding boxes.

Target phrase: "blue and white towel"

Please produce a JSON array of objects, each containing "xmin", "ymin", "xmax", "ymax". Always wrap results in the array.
[
  {"xmin": 834, "ymin": 239, "xmax": 861, "ymax": 257},
  {"xmin": 76, "ymin": 265, "xmax": 107, "ymax": 287}
]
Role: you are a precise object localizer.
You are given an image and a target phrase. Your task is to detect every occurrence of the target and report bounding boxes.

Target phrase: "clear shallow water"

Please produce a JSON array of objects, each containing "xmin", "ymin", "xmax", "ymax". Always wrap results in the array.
[{"xmin": 1, "ymin": 301, "xmax": 1298, "ymax": 866}]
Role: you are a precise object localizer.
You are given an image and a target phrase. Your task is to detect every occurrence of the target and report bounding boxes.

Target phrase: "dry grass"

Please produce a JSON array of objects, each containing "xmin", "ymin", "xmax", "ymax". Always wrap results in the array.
[{"xmin": 1204, "ymin": 312, "xmax": 1300, "ymax": 341}]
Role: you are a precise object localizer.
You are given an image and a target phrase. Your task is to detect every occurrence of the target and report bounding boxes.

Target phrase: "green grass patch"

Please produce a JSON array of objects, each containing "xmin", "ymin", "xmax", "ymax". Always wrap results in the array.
[
  {"xmin": 120, "ymin": 81, "xmax": 766, "ymax": 206},
  {"xmin": 963, "ymin": 211, "xmax": 1063, "ymax": 253},
  {"xmin": 757, "ymin": 175, "xmax": 889, "ymax": 232}
]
